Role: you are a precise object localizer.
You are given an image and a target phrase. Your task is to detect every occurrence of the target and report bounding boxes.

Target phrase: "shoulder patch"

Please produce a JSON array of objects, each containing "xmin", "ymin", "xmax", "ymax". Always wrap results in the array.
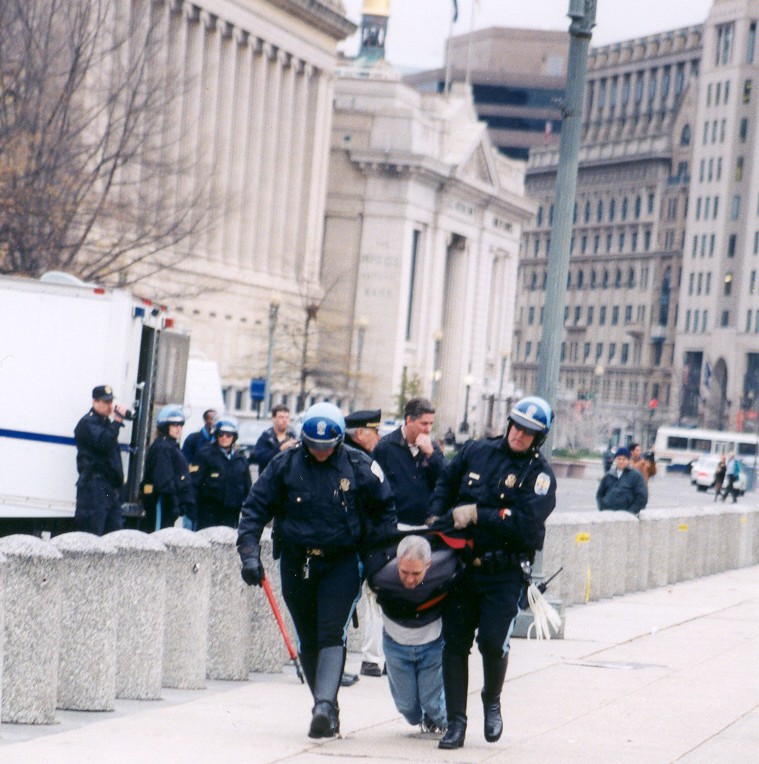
[
  {"xmin": 534, "ymin": 472, "xmax": 551, "ymax": 496},
  {"xmin": 370, "ymin": 460, "xmax": 385, "ymax": 483},
  {"xmin": 189, "ymin": 464, "xmax": 199, "ymax": 473}
]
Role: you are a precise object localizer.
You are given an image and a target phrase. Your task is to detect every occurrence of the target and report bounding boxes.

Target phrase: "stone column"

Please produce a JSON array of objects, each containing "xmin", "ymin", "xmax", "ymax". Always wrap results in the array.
[
  {"xmin": 0, "ymin": 536, "xmax": 62, "ymax": 724},
  {"xmin": 105, "ymin": 529, "xmax": 168, "ymax": 700},
  {"xmin": 197, "ymin": 526, "xmax": 250, "ymax": 681},
  {"xmin": 154, "ymin": 527, "xmax": 212, "ymax": 689},
  {"xmin": 51, "ymin": 533, "xmax": 118, "ymax": 711}
]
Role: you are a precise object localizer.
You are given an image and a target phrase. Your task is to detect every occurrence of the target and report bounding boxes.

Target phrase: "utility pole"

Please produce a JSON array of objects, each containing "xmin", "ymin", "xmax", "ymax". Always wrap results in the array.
[{"xmin": 536, "ymin": 0, "xmax": 597, "ymax": 457}]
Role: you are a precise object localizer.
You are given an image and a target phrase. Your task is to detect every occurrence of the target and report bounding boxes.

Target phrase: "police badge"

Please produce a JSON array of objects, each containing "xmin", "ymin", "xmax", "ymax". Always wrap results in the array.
[
  {"xmin": 339, "ymin": 478, "xmax": 351, "ymax": 492},
  {"xmin": 504, "ymin": 474, "xmax": 517, "ymax": 488}
]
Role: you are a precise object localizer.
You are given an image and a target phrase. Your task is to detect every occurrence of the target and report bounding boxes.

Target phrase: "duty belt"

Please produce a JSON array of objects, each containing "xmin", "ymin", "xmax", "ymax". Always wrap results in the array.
[{"xmin": 471, "ymin": 550, "xmax": 530, "ymax": 572}]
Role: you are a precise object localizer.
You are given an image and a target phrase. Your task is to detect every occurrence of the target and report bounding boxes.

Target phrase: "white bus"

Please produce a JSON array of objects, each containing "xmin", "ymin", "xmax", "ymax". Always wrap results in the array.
[{"xmin": 653, "ymin": 426, "xmax": 759, "ymax": 466}]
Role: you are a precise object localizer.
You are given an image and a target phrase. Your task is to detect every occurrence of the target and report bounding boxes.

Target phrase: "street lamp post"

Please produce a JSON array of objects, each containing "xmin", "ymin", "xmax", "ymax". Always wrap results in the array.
[
  {"xmin": 460, "ymin": 373, "xmax": 474, "ymax": 434},
  {"xmin": 351, "ymin": 317, "xmax": 369, "ymax": 410},
  {"xmin": 431, "ymin": 330, "xmax": 443, "ymax": 402},
  {"xmin": 264, "ymin": 291, "xmax": 281, "ymax": 417}
]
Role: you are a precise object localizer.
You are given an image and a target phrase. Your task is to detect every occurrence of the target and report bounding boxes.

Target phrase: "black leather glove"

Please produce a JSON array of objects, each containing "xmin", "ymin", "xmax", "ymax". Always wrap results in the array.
[{"xmin": 239, "ymin": 543, "xmax": 265, "ymax": 586}]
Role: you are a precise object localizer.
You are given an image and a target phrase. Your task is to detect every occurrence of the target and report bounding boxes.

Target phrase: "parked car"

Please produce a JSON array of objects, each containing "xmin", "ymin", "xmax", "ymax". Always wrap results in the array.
[{"xmin": 690, "ymin": 455, "xmax": 747, "ymax": 494}]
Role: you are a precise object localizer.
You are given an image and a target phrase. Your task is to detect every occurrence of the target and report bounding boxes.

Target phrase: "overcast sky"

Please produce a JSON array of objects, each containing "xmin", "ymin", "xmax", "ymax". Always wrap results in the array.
[{"xmin": 340, "ymin": 0, "xmax": 714, "ymax": 72}]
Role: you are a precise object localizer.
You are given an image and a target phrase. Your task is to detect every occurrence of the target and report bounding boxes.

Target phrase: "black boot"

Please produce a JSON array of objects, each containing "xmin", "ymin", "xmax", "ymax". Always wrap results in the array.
[
  {"xmin": 308, "ymin": 646, "xmax": 344, "ymax": 739},
  {"xmin": 298, "ymin": 651, "xmax": 317, "ymax": 695},
  {"xmin": 481, "ymin": 654, "xmax": 509, "ymax": 743},
  {"xmin": 438, "ymin": 652, "xmax": 468, "ymax": 750}
]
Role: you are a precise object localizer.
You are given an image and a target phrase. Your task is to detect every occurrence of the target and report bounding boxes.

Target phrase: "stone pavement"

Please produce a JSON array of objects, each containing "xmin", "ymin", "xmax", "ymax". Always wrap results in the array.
[{"xmin": 2, "ymin": 564, "xmax": 758, "ymax": 763}]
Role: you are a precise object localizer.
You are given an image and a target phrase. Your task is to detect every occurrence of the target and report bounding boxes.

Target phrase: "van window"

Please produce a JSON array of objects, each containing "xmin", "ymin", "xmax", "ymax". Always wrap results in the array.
[
  {"xmin": 737, "ymin": 442, "xmax": 758, "ymax": 456},
  {"xmin": 689, "ymin": 438, "xmax": 712, "ymax": 452},
  {"xmin": 667, "ymin": 436, "xmax": 688, "ymax": 449}
]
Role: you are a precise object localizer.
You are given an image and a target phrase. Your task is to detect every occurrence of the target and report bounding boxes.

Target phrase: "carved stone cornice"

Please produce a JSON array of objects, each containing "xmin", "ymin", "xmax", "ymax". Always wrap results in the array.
[{"xmin": 279, "ymin": 0, "xmax": 356, "ymax": 41}]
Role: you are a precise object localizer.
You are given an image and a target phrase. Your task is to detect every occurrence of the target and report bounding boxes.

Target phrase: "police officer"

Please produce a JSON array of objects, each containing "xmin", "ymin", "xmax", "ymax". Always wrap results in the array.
[
  {"xmin": 430, "ymin": 396, "xmax": 557, "ymax": 749},
  {"xmin": 237, "ymin": 403, "xmax": 396, "ymax": 739},
  {"xmin": 74, "ymin": 384, "xmax": 128, "ymax": 535},
  {"xmin": 142, "ymin": 404, "xmax": 197, "ymax": 531},
  {"xmin": 344, "ymin": 408, "xmax": 384, "ymax": 680},
  {"xmin": 190, "ymin": 417, "xmax": 251, "ymax": 529}
]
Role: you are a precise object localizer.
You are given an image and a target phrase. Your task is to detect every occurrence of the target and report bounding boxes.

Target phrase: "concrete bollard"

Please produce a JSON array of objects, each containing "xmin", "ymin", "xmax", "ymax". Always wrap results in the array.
[
  {"xmin": 0, "ymin": 535, "xmax": 62, "ymax": 724},
  {"xmin": 246, "ymin": 536, "xmax": 291, "ymax": 674},
  {"xmin": 104, "ymin": 530, "xmax": 167, "ymax": 700},
  {"xmin": 154, "ymin": 527, "xmax": 212, "ymax": 689},
  {"xmin": 51, "ymin": 533, "xmax": 118, "ymax": 711},
  {"xmin": 642, "ymin": 511, "xmax": 670, "ymax": 589},
  {"xmin": 0, "ymin": 552, "xmax": 6, "ymax": 718},
  {"xmin": 197, "ymin": 526, "xmax": 250, "ymax": 681}
]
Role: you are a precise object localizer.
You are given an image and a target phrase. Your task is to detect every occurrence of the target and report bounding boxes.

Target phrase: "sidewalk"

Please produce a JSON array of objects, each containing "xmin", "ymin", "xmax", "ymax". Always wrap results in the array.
[{"xmin": 2, "ymin": 565, "xmax": 758, "ymax": 763}]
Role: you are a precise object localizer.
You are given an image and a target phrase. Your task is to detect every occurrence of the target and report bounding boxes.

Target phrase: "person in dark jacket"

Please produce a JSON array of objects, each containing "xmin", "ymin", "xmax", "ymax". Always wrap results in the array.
[
  {"xmin": 253, "ymin": 404, "xmax": 297, "ymax": 471},
  {"xmin": 368, "ymin": 534, "xmax": 461, "ymax": 735},
  {"xmin": 237, "ymin": 403, "xmax": 396, "ymax": 740},
  {"xmin": 74, "ymin": 384, "xmax": 128, "ymax": 535},
  {"xmin": 181, "ymin": 408, "xmax": 217, "ymax": 463},
  {"xmin": 430, "ymin": 396, "xmax": 557, "ymax": 750},
  {"xmin": 142, "ymin": 404, "xmax": 197, "ymax": 531},
  {"xmin": 596, "ymin": 446, "xmax": 648, "ymax": 515},
  {"xmin": 373, "ymin": 397, "xmax": 445, "ymax": 526},
  {"xmin": 190, "ymin": 417, "xmax": 251, "ymax": 529}
]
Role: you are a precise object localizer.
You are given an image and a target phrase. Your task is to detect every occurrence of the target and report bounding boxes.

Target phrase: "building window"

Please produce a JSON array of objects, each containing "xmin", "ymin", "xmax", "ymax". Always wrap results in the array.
[
  {"xmin": 716, "ymin": 23, "xmax": 735, "ymax": 66},
  {"xmin": 740, "ymin": 117, "xmax": 748, "ymax": 142},
  {"xmin": 577, "ymin": 269, "xmax": 584, "ymax": 288},
  {"xmin": 596, "ymin": 200, "xmax": 603, "ymax": 222},
  {"xmin": 717, "ymin": 157, "xmax": 722, "ymax": 180},
  {"xmin": 635, "ymin": 72, "xmax": 644, "ymax": 103},
  {"xmin": 584, "ymin": 342, "xmax": 591, "ymax": 360},
  {"xmin": 724, "ymin": 273, "xmax": 733, "ymax": 295},
  {"xmin": 675, "ymin": 63, "xmax": 685, "ymax": 96},
  {"xmin": 581, "ymin": 236, "xmax": 587, "ymax": 254},
  {"xmin": 749, "ymin": 21, "xmax": 757, "ymax": 64},
  {"xmin": 736, "ymin": 156, "xmax": 744, "ymax": 181},
  {"xmin": 713, "ymin": 196, "xmax": 719, "ymax": 218},
  {"xmin": 574, "ymin": 305, "xmax": 581, "ymax": 324},
  {"xmin": 528, "ymin": 306, "xmax": 535, "ymax": 324},
  {"xmin": 536, "ymin": 206, "xmax": 543, "ymax": 226},
  {"xmin": 596, "ymin": 342, "xmax": 603, "ymax": 360},
  {"xmin": 593, "ymin": 235, "xmax": 600, "ymax": 254},
  {"xmin": 634, "ymin": 196, "xmax": 641, "ymax": 218},
  {"xmin": 644, "ymin": 230, "xmax": 651, "ymax": 251},
  {"xmin": 624, "ymin": 305, "xmax": 633, "ymax": 323},
  {"xmin": 647, "ymin": 193, "xmax": 654, "ymax": 214},
  {"xmin": 621, "ymin": 344, "xmax": 629, "ymax": 365},
  {"xmin": 612, "ymin": 306, "xmax": 619, "ymax": 325},
  {"xmin": 696, "ymin": 197, "xmax": 702, "ymax": 220},
  {"xmin": 609, "ymin": 198, "xmax": 616, "ymax": 221},
  {"xmin": 600, "ymin": 306, "xmax": 607, "ymax": 324},
  {"xmin": 621, "ymin": 197, "xmax": 628, "ymax": 220},
  {"xmin": 584, "ymin": 201, "xmax": 591, "ymax": 222},
  {"xmin": 725, "ymin": 79, "xmax": 731, "ymax": 104},
  {"xmin": 728, "ymin": 234, "xmax": 737, "ymax": 257},
  {"xmin": 606, "ymin": 233, "xmax": 612, "ymax": 252},
  {"xmin": 602, "ymin": 269, "xmax": 609, "ymax": 288},
  {"xmin": 619, "ymin": 233, "xmax": 625, "ymax": 251},
  {"xmin": 648, "ymin": 69, "xmax": 657, "ymax": 102},
  {"xmin": 587, "ymin": 305, "xmax": 594, "ymax": 324},
  {"xmin": 608, "ymin": 343, "xmax": 616, "ymax": 362},
  {"xmin": 631, "ymin": 232, "xmax": 638, "ymax": 252},
  {"xmin": 405, "ymin": 230, "xmax": 421, "ymax": 340},
  {"xmin": 590, "ymin": 269, "xmax": 597, "ymax": 289},
  {"xmin": 628, "ymin": 267, "xmax": 635, "ymax": 287},
  {"xmin": 525, "ymin": 341, "xmax": 532, "ymax": 359},
  {"xmin": 685, "ymin": 310, "xmax": 691, "ymax": 332},
  {"xmin": 744, "ymin": 79, "xmax": 753, "ymax": 103},
  {"xmin": 721, "ymin": 310, "xmax": 730, "ymax": 327},
  {"xmin": 732, "ymin": 195, "xmax": 741, "ymax": 220}
]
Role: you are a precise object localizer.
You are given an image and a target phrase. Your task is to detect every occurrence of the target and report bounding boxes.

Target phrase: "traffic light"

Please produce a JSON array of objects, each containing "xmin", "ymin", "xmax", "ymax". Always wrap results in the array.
[{"xmin": 649, "ymin": 398, "xmax": 658, "ymax": 417}]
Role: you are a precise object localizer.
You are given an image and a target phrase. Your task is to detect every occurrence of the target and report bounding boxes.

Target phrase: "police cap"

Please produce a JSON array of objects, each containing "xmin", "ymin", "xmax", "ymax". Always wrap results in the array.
[
  {"xmin": 92, "ymin": 385, "xmax": 114, "ymax": 401},
  {"xmin": 344, "ymin": 409, "xmax": 381, "ymax": 430}
]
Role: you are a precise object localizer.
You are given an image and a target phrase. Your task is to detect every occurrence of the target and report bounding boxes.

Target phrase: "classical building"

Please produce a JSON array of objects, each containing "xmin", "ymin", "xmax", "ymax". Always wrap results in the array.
[
  {"xmin": 677, "ymin": 1, "xmax": 759, "ymax": 431},
  {"xmin": 118, "ymin": 0, "xmax": 356, "ymax": 417},
  {"xmin": 323, "ymin": 58, "xmax": 534, "ymax": 433},
  {"xmin": 514, "ymin": 25, "xmax": 703, "ymax": 448},
  {"xmin": 404, "ymin": 28, "xmax": 569, "ymax": 160}
]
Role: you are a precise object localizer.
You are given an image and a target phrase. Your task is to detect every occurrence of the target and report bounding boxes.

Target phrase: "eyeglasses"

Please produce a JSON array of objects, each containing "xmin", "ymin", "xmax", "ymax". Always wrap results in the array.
[{"xmin": 511, "ymin": 422, "xmax": 536, "ymax": 435}]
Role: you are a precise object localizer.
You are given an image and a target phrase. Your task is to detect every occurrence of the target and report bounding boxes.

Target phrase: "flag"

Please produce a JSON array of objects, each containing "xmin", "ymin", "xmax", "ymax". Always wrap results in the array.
[{"xmin": 452, "ymin": 0, "xmax": 458, "ymax": 22}]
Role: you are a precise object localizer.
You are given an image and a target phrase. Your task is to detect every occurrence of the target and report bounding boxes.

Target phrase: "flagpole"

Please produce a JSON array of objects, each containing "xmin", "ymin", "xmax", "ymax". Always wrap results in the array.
[
  {"xmin": 444, "ymin": 9, "xmax": 455, "ymax": 94},
  {"xmin": 465, "ymin": 0, "xmax": 476, "ymax": 86}
]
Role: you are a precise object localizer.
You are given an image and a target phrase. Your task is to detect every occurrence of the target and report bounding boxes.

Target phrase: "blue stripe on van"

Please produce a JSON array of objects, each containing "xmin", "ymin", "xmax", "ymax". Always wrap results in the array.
[{"xmin": 0, "ymin": 427, "xmax": 130, "ymax": 452}]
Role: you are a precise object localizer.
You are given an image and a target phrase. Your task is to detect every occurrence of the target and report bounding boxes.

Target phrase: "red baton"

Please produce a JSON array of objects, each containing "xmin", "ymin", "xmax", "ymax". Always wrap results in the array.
[{"xmin": 261, "ymin": 577, "xmax": 304, "ymax": 684}]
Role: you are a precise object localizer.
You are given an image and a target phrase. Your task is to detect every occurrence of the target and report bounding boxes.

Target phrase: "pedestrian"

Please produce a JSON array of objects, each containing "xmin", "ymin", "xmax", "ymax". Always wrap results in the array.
[
  {"xmin": 713, "ymin": 455, "xmax": 727, "ymax": 501},
  {"xmin": 344, "ymin": 409, "xmax": 384, "ymax": 683},
  {"xmin": 190, "ymin": 417, "xmax": 252, "ymax": 529},
  {"xmin": 142, "ymin": 404, "xmax": 197, "ymax": 531},
  {"xmin": 73, "ymin": 384, "xmax": 128, "ymax": 535},
  {"xmin": 373, "ymin": 397, "xmax": 446, "ymax": 527},
  {"xmin": 237, "ymin": 403, "xmax": 396, "ymax": 739},
  {"xmin": 429, "ymin": 396, "xmax": 558, "ymax": 749},
  {"xmin": 602, "ymin": 443, "xmax": 615, "ymax": 472},
  {"xmin": 181, "ymin": 408, "xmax": 217, "ymax": 463},
  {"xmin": 254, "ymin": 404, "xmax": 298, "ymax": 472},
  {"xmin": 629, "ymin": 442, "xmax": 655, "ymax": 484},
  {"xmin": 720, "ymin": 453, "xmax": 741, "ymax": 502},
  {"xmin": 596, "ymin": 446, "xmax": 648, "ymax": 515},
  {"xmin": 368, "ymin": 534, "xmax": 461, "ymax": 736}
]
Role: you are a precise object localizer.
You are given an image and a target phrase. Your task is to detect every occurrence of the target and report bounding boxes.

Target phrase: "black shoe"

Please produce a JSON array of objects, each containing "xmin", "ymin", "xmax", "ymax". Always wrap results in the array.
[
  {"xmin": 308, "ymin": 700, "xmax": 339, "ymax": 738},
  {"xmin": 360, "ymin": 661, "xmax": 382, "ymax": 677},
  {"xmin": 340, "ymin": 672, "xmax": 359, "ymax": 687},
  {"xmin": 438, "ymin": 717, "xmax": 466, "ymax": 749},
  {"xmin": 482, "ymin": 692, "xmax": 503, "ymax": 742}
]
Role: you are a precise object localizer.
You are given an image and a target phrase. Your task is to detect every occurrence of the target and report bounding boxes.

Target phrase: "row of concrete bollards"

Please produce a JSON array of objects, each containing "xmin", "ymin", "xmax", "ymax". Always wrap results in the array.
[{"xmin": 0, "ymin": 527, "xmax": 292, "ymax": 725}]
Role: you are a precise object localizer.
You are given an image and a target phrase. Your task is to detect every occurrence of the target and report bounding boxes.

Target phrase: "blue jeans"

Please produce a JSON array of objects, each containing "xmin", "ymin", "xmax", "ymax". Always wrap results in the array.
[{"xmin": 383, "ymin": 630, "xmax": 446, "ymax": 728}]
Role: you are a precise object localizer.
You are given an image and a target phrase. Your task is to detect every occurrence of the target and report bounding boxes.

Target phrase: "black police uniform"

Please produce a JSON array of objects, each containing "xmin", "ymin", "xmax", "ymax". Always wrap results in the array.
[
  {"xmin": 181, "ymin": 426, "xmax": 214, "ymax": 463},
  {"xmin": 429, "ymin": 434, "xmax": 557, "ymax": 747},
  {"xmin": 254, "ymin": 426, "xmax": 297, "ymax": 471},
  {"xmin": 142, "ymin": 434, "xmax": 197, "ymax": 531},
  {"xmin": 74, "ymin": 407, "xmax": 125, "ymax": 535},
  {"xmin": 237, "ymin": 442, "xmax": 396, "ymax": 733},
  {"xmin": 190, "ymin": 442, "xmax": 252, "ymax": 529},
  {"xmin": 373, "ymin": 425, "xmax": 446, "ymax": 525}
]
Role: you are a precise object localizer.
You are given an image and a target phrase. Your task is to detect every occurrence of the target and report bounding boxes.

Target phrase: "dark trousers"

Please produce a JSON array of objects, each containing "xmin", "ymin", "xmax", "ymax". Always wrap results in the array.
[
  {"xmin": 75, "ymin": 476, "xmax": 124, "ymax": 536},
  {"xmin": 197, "ymin": 502, "xmax": 240, "ymax": 530},
  {"xmin": 280, "ymin": 549, "xmax": 362, "ymax": 653},
  {"xmin": 442, "ymin": 565, "xmax": 523, "ymax": 659}
]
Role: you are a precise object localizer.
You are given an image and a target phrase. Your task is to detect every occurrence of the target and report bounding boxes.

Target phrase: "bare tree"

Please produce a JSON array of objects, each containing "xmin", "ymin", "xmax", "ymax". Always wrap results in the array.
[{"xmin": 0, "ymin": 0, "xmax": 207, "ymax": 281}]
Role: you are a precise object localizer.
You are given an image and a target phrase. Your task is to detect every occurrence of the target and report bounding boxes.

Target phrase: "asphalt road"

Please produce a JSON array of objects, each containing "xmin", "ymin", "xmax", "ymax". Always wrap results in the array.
[{"xmin": 555, "ymin": 462, "xmax": 754, "ymax": 512}]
